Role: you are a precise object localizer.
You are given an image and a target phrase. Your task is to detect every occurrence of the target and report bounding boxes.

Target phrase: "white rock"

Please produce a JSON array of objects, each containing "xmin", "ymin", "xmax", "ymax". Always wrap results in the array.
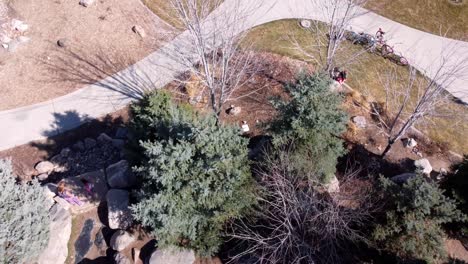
[
  {"xmin": 325, "ymin": 174, "xmax": 340, "ymax": 193},
  {"xmin": 405, "ymin": 138, "xmax": 417, "ymax": 148},
  {"xmin": 110, "ymin": 230, "xmax": 136, "ymax": 251},
  {"xmin": 37, "ymin": 203, "xmax": 72, "ymax": 264},
  {"xmin": 241, "ymin": 121, "xmax": 250, "ymax": 133},
  {"xmin": 35, "ymin": 161, "xmax": 55, "ymax": 174},
  {"xmin": 227, "ymin": 105, "xmax": 241, "ymax": 116},
  {"xmin": 37, "ymin": 173, "xmax": 49, "ymax": 181},
  {"xmin": 1, "ymin": 43, "xmax": 7, "ymax": 49},
  {"xmin": 149, "ymin": 247, "xmax": 196, "ymax": 264},
  {"xmin": 11, "ymin": 19, "xmax": 28, "ymax": 32},
  {"xmin": 132, "ymin": 25, "xmax": 146, "ymax": 38},
  {"xmin": 17, "ymin": 36, "xmax": 30, "ymax": 43},
  {"xmin": 300, "ymin": 19, "xmax": 312, "ymax": 28},
  {"xmin": 352, "ymin": 116, "xmax": 367, "ymax": 128},
  {"xmin": 415, "ymin": 158, "xmax": 433, "ymax": 175},
  {"xmin": 107, "ymin": 189, "xmax": 132, "ymax": 229},
  {"xmin": 79, "ymin": 0, "xmax": 95, "ymax": 7}
]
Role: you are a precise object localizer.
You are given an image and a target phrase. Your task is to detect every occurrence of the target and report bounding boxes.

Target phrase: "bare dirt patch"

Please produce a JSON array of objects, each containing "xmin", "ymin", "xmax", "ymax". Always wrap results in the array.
[{"xmin": 0, "ymin": 0, "xmax": 170, "ymax": 111}]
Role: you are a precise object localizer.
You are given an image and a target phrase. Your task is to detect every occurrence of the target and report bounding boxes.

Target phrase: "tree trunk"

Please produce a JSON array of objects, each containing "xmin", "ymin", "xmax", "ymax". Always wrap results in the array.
[{"xmin": 381, "ymin": 140, "xmax": 395, "ymax": 158}]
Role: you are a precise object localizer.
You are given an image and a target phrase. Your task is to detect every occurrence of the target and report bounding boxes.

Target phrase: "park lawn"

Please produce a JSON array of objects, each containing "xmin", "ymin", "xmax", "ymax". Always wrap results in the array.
[
  {"xmin": 366, "ymin": 0, "xmax": 468, "ymax": 39},
  {"xmin": 243, "ymin": 19, "xmax": 468, "ymax": 154}
]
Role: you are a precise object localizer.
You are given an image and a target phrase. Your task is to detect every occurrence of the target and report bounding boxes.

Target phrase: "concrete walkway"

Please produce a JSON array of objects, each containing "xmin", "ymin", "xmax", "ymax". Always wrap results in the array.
[{"xmin": 1, "ymin": 0, "xmax": 467, "ymax": 151}]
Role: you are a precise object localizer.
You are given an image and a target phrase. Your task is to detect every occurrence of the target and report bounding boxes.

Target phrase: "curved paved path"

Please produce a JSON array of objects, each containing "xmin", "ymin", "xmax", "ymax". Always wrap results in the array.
[{"xmin": 1, "ymin": 0, "xmax": 467, "ymax": 151}]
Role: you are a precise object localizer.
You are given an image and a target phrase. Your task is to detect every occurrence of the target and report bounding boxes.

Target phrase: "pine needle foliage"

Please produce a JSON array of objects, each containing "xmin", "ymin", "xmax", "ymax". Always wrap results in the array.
[
  {"xmin": 130, "ymin": 91, "xmax": 256, "ymax": 256},
  {"xmin": 0, "ymin": 159, "xmax": 50, "ymax": 263},
  {"xmin": 268, "ymin": 74, "xmax": 348, "ymax": 183},
  {"xmin": 373, "ymin": 174, "xmax": 467, "ymax": 263}
]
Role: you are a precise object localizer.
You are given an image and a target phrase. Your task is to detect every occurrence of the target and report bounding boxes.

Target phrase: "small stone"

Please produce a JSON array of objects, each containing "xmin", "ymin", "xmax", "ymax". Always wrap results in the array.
[
  {"xmin": 405, "ymin": 138, "xmax": 417, "ymax": 148},
  {"xmin": 97, "ymin": 133, "xmax": 112, "ymax": 143},
  {"xmin": 84, "ymin": 138, "xmax": 97, "ymax": 149},
  {"xmin": 110, "ymin": 230, "xmax": 136, "ymax": 252},
  {"xmin": 149, "ymin": 247, "xmax": 196, "ymax": 264},
  {"xmin": 73, "ymin": 141, "xmax": 85, "ymax": 151},
  {"xmin": 415, "ymin": 158, "xmax": 433, "ymax": 175},
  {"xmin": 57, "ymin": 38, "xmax": 68, "ymax": 47},
  {"xmin": 112, "ymin": 139, "xmax": 125, "ymax": 149},
  {"xmin": 60, "ymin": 147, "xmax": 71, "ymax": 157},
  {"xmin": 352, "ymin": 116, "xmax": 367, "ymax": 128},
  {"xmin": 325, "ymin": 175, "xmax": 340, "ymax": 193},
  {"xmin": 17, "ymin": 36, "xmax": 30, "ymax": 43},
  {"xmin": 114, "ymin": 252, "xmax": 132, "ymax": 264},
  {"xmin": 2, "ymin": 43, "xmax": 7, "ymax": 49},
  {"xmin": 37, "ymin": 173, "xmax": 49, "ymax": 181},
  {"xmin": 132, "ymin": 25, "xmax": 146, "ymax": 38},
  {"xmin": 50, "ymin": 154, "xmax": 63, "ymax": 164},
  {"xmin": 79, "ymin": 0, "xmax": 95, "ymax": 7},
  {"xmin": 35, "ymin": 161, "xmax": 55, "ymax": 174}
]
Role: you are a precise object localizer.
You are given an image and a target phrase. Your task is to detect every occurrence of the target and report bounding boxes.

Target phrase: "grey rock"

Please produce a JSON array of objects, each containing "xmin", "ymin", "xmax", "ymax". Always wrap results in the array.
[
  {"xmin": 106, "ymin": 189, "xmax": 132, "ymax": 229},
  {"xmin": 148, "ymin": 247, "xmax": 196, "ymax": 264},
  {"xmin": 132, "ymin": 25, "xmax": 146, "ymax": 38},
  {"xmin": 110, "ymin": 230, "xmax": 136, "ymax": 251},
  {"xmin": 115, "ymin": 127, "xmax": 128, "ymax": 139},
  {"xmin": 112, "ymin": 139, "xmax": 125, "ymax": 149},
  {"xmin": 79, "ymin": 0, "xmax": 95, "ymax": 7},
  {"xmin": 415, "ymin": 158, "xmax": 432, "ymax": 175},
  {"xmin": 97, "ymin": 132, "xmax": 112, "ymax": 143},
  {"xmin": 37, "ymin": 173, "xmax": 49, "ymax": 181},
  {"xmin": 57, "ymin": 38, "xmax": 67, "ymax": 47},
  {"xmin": 44, "ymin": 183, "xmax": 57, "ymax": 197},
  {"xmin": 37, "ymin": 203, "xmax": 72, "ymax": 264},
  {"xmin": 35, "ymin": 161, "xmax": 55, "ymax": 174},
  {"xmin": 50, "ymin": 154, "xmax": 63, "ymax": 164},
  {"xmin": 106, "ymin": 160, "xmax": 135, "ymax": 189},
  {"xmin": 84, "ymin": 137, "xmax": 97, "ymax": 149},
  {"xmin": 352, "ymin": 116, "xmax": 367, "ymax": 128},
  {"xmin": 114, "ymin": 252, "xmax": 132, "ymax": 264},
  {"xmin": 73, "ymin": 141, "xmax": 85, "ymax": 151}
]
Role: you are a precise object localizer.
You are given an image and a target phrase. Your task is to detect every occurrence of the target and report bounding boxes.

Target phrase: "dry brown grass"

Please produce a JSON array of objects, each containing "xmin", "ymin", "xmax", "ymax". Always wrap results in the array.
[
  {"xmin": 244, "ymin": 19, "xmax": 468, "ymax": 154},
  {"xmin": 366, "ymin": 0, "xmax": 468, "ymax": 39}
]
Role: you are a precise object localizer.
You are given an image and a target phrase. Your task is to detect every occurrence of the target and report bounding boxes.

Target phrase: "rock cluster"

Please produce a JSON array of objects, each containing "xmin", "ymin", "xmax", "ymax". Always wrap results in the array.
[{"xmin": 1, "ymin": 15, "xmax": 30, "ymax": 52}]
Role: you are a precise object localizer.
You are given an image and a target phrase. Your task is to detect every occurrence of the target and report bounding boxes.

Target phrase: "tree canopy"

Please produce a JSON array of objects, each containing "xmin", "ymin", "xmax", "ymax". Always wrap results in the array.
[{"xmin": 130, "ymin": 91, "xmax": 256, "ymax": 256}]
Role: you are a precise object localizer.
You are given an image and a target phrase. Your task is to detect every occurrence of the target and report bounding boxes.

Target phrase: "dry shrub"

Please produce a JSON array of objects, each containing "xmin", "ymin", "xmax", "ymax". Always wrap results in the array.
[{"xmin": 348, "ymin": 90, "xmax": 370, "ymax": 110}]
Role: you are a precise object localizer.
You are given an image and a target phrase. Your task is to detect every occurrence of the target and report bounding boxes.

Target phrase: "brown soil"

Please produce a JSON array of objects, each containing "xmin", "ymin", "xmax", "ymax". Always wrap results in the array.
[{"xmin": 0, "ymin": 0, "xmax": 170, "ymax": 111}]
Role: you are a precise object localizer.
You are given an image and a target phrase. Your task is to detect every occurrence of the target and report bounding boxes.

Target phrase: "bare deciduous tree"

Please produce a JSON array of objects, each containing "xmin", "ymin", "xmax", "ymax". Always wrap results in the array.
[
  {"xmin": 289, "ymin": 0, "xmax": 368, "ymax": 73},
  {"xmin": 371, "ymin": 49, "xmax": 468, "ymax": 157},
  {"xmin": 227, "ymin": 151, "xmax": 376, "ymax": 264},
  {"xmin": 157, "ymin": 0, "xmax": 268, "ymax": 122}
]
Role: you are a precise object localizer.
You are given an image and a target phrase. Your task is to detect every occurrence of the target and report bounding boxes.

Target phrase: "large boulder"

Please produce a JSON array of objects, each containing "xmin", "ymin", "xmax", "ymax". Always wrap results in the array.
[
  {"xmin": 149, "ymin": 247, "xmax": 196, "ymax": 264},
  {"xmin": 37, "ymin": 203, "xmax": 72, "ymax": 264},
  {"xmin": 110, "ymin": 230, "xmax": 136, "ymax": 251},
  {"xmin": 107, "ymin": 189, "xmax": 133, "ymax": 229},
  {"xmin": 106, "ymin": 160, "xmax": 136, "ymax": 189},
  {"xmin": 415, "ymin": 158, "xmax": 432, "ymax": 175}
]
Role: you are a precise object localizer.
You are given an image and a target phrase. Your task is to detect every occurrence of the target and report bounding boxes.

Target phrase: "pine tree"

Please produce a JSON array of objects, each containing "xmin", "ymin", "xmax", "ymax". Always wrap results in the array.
[
  {"xmin": 373, "ymin": 175, "xmax": 466, "ymax": 263},
  {"xmin": 268, "ymin": 74, "xmax": 347, "ymax": 183},
  {"xmin": 0, "ymin": 159, "xmax": 50, "ymax": 263},
  {"xmin": 130, "ymin": 91, "xmax": 256, "ymax": 256}
]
